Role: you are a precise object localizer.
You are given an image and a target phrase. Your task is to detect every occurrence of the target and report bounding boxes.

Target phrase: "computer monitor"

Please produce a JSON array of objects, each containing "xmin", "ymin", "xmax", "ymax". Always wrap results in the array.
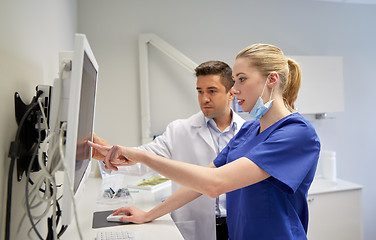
[{"xmin": 49, "ymin": 33, "xmax": 98, "ymax": 225}]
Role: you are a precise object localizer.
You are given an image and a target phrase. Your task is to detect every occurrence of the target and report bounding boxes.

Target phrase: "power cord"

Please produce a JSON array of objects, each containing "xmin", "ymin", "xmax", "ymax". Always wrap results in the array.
[
  {"xmin": 22, "ymin": 102, "xmax": 67, "ymax": 240},
  {"xmin": 7, "ymin": 60, "xmax": 77, "ymax": 240},
  {"xmin": 23, "ymin": 106, "xmax": 81, "ymax": 240},
  {"xmin": 24, "ymin": 110, "xmax": 51, "ymax": 239},
  {"xmin": 6, "ymin": 96, "xmax": 63, "ymax": 240},
  {"xmin": 6, "ymin": 99, "xmax": 40, "ymax": 240}
]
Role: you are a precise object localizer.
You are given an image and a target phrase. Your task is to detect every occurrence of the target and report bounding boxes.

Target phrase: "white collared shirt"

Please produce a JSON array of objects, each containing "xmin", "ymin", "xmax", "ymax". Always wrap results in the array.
[{"xmin": 205, "ymin": 111, "xmax": 238, "ymax": 218}]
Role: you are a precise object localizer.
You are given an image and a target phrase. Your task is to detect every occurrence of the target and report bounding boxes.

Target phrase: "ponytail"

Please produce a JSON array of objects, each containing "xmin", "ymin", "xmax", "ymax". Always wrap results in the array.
[
  {"xmin": 283, "ymin": 58, "xmax": 301, "ymax": 112},
  {"xmin": 236, "ymin": 44, "xmax": 302, "ymax": 112}
]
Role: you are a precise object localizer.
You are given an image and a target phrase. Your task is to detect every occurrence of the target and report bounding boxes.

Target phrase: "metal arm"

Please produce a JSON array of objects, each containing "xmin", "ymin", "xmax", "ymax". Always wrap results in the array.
[{"xmin": 138, "ymin": 33, "xmax": 198, "ymax": 144}]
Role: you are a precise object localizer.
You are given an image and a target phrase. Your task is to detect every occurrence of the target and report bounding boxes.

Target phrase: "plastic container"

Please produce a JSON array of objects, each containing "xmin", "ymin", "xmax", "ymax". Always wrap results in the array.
[{"xmin": 320, "ymin": 150, "xmax": 337, "ymax": 181}]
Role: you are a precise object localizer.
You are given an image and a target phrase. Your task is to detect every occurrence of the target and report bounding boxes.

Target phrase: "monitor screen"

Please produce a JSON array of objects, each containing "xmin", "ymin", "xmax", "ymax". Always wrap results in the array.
[
  {"xmin": 73, "ymin": 52, "xmax": 97, "ymax": 193},
  {"xmin": 48, "ymin": 33, "xmax": 99, "ymax": 225}
]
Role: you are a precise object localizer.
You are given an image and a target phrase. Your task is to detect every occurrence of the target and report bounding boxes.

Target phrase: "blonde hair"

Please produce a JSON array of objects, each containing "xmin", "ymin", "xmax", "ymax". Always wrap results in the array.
[{"xmin": 236, "ymin": 44, "xmax": 301, "ymax": 112}]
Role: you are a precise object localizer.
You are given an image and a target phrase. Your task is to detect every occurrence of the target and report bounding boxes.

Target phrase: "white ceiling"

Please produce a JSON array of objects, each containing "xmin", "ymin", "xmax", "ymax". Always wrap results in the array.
[{"xmin": 313, "ymin": 0, "xmax": 376, "ymax": 4}]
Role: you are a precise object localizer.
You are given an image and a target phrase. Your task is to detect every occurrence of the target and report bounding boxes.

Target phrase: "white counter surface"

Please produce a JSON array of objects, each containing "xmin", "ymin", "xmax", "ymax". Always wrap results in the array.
[
  {"xmin": 308, "ymin": 178, "xmax": 363, "ymax": 195},
  {"xmin": 60, "ymin": 176, "xmax": 183, "ymax": 240}
]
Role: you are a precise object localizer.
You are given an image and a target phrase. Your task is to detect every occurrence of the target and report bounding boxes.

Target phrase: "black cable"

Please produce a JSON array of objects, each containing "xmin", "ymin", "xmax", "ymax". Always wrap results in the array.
[
  {"xmin": 6, "ymin": 101, "xmax": 39, "ymax": 240},
  {"xmin": 5, "ymin": 157, "xmax": 17, "ymax": 240},
  {"xmin": 47, "ymin": 217, "xmax": 53, "ymax": 240},
  {"xmin": 57, "ymin": 225, "xmax": 68, "ymax": 238},
  {"xmin": 28, "ymin": 178, "xmax": 47, "ymax": 193},
  {"xmin": 48, "ymin": 195, "xmax": 68, "ymax": 239}
]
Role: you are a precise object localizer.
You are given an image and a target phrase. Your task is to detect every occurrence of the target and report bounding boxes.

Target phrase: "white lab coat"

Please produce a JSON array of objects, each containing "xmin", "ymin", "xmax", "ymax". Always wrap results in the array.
[{"xmin": 137, "ymin": 111, "xmax": 245, "ymax": 240}]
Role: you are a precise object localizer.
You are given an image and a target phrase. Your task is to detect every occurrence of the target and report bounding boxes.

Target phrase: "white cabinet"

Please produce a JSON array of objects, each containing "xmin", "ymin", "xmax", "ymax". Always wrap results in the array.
[
  {"xmin": 307, "ymin": 179, "xmax": 363, "ymax": 240},
  {"xmin": 289, "ymin": 56, "xmax": 345, "ymax": 114}
]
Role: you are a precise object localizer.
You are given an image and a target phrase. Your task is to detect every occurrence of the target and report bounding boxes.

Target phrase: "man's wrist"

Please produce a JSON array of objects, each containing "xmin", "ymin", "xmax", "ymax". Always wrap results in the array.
[{"xmin": 136, "ymin": 149, "xmax": 151, "ymax": 165}]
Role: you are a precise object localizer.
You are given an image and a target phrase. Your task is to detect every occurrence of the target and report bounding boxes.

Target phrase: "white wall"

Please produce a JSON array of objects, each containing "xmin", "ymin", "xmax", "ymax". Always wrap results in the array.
[
  {"xmin": 0, "ymin": 0, "xmax": 77, "ymax": 238},
  {"xmin": 78, "ymin": 0, "xmax": 376, "ymax": 239}
]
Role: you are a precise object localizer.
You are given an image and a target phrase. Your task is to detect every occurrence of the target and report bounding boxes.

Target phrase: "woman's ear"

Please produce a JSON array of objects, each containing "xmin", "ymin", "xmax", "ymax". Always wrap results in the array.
[{"xmin": 268, "ymin": 72, "xmax": 279, "ymax": 87}]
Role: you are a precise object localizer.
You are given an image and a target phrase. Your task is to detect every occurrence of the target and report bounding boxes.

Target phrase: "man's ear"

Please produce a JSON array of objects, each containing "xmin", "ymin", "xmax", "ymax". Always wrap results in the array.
[{"xmin": 228, "ymin": 87, "xmax": 235, "ymax": 101}]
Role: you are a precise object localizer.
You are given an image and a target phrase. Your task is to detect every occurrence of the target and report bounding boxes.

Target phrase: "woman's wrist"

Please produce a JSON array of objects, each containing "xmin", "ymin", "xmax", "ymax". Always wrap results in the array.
[
  {"xmin": 134, "ymin": 149, "xmax": 152, "ymax": 165},
  {"xmin": 144, "ymin": 210, "xmax": 156, "ymax": 222}
]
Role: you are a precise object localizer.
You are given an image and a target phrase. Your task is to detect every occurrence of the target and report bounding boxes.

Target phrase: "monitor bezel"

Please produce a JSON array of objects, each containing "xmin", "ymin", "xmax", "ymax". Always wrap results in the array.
[{"xmin": 61, "ymin": 33, "xmax": 98, "ymax": 225}]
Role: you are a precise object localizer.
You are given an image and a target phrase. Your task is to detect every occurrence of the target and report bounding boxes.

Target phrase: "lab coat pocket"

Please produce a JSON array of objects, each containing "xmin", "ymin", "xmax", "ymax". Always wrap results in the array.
[{"xmin": 175, "ymin": 220, "xmax": 196, "ymax": 240}]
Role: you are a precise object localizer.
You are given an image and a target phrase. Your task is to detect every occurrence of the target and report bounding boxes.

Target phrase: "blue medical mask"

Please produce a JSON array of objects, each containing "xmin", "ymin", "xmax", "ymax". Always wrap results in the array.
[{"xmin": 249, "ymin": 77, "xmax": 274, "ymax": 120}]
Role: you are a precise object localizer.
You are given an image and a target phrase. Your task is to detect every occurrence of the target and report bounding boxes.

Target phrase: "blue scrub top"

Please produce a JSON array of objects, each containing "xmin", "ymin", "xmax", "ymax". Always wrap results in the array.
[{"xmin": 213, "ymin": 113, "xmax": 320, "ymax": 240}]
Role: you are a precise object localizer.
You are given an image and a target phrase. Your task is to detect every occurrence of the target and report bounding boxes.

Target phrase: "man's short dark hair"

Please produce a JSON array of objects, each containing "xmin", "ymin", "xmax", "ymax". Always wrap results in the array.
[{"xmin": 195, "ymin": 61, "xmax": 234, "ymax": 92}]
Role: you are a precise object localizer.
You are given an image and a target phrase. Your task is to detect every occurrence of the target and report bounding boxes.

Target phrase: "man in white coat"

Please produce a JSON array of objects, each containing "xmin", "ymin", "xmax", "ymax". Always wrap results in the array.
[{"xmin": 93, "ymin": 61, "xmax": 245, "ymax": 240}]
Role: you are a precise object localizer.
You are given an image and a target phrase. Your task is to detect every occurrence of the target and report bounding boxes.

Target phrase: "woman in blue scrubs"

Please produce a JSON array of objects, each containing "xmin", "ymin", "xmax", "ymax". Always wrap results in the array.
[{"xmin": 89, "ymin": 43, "xmax": 320, "ymax": 240}]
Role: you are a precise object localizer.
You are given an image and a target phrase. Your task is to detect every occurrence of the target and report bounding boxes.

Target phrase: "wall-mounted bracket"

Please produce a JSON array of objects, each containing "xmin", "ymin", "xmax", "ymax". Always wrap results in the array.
[{"xmin": 12, "ymin": 85, "xmax": 51, "ymax": 181}]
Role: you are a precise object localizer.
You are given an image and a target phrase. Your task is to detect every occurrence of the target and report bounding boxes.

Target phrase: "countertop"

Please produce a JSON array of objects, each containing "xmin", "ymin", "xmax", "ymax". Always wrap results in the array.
[{"xmin": 308, "ymin": 178, "xmax": 363, "ymax": 195}]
